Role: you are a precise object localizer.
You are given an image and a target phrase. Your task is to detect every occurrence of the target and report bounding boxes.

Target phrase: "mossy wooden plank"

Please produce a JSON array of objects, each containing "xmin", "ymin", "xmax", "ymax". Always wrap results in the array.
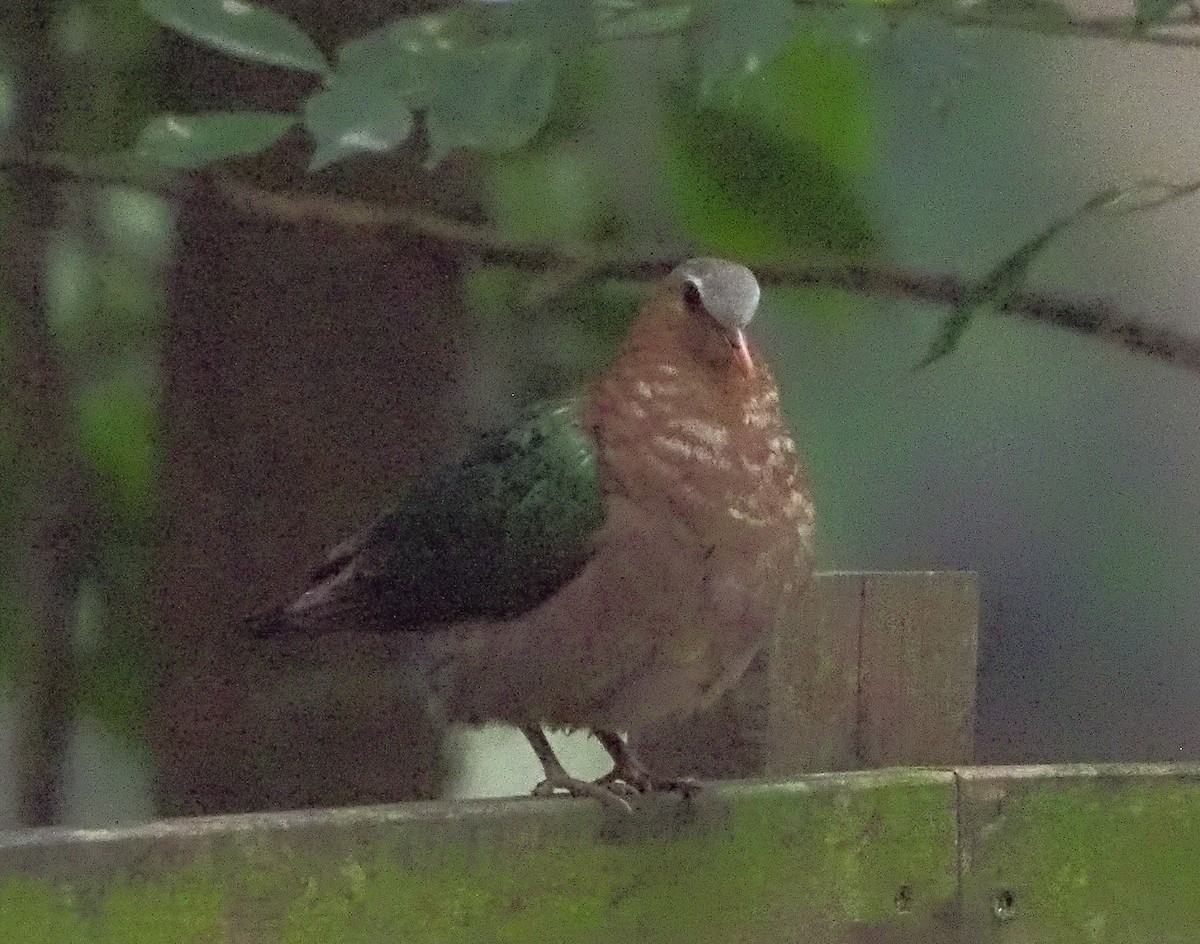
[
  {"xmin": 12, "ymin": 764, "xmax": 1200, "ymax": 941},
  {"xmin": 958, "ymin": 763, "xmax": 1200, "ymax": 943},
  {"xmin": 0, "ymin": 771, "xmax": 957, "ymax": 944}
]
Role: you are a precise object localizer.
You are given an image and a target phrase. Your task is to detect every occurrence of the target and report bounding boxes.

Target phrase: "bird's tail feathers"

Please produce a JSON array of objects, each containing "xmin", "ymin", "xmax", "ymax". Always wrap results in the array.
[{"xmin": 247, "ymin": 556, "xmax": 387, "ymax": 638}]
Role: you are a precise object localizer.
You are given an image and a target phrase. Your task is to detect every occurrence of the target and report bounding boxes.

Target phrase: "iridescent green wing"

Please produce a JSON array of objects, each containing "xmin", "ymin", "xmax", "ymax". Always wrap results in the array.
[{"xmin": 286, "ymin": 398, "xmax": 606, "ymax": 630}]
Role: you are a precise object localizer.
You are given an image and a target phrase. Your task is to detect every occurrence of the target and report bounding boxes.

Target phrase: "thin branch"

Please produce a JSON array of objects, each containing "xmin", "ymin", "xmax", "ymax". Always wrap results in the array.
[
  {"xmin": 795, "ymin": 263, "xmax": 1200, "ymax": 373},
  {"xmin": 0, "ymin": 149, "xmax": 182, "ymax": 194},
  {"xmin": 216, "ymin": 178, "xmax": 1200, "ymax": 375},
  {"xmin": 2, "ymin": 151, "xmax": 1198, "ymax": 376},
  {"xmin": 605, "ymin": 0, "xmax": 1200, "ymax": 51},
  {"xmin": 850, "ymin": 1, "xmax": 1200, "ymax": 51}
]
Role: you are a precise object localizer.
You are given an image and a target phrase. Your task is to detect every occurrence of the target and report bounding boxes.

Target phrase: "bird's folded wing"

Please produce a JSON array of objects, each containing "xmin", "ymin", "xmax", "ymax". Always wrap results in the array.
[{"xmin": 261, "ymin": 398, "xmax": 606, "ymax": 634}]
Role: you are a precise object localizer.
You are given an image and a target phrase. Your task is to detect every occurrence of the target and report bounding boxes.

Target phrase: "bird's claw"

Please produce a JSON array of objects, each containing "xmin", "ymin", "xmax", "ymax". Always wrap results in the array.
[
  {"xmin": 532, "ymin": 774, "xmax": 634, "ymax": 813},
  {"xmin": 652, "ymin": 774, "xmax": 701, "ymax": 798},
  {"xmin": 598, "ymin": 777, "xmax": 641, "ymax": 798},
  {"xmin": 594, "ymin": 766, "xmax": 701, "ymax": 798}
]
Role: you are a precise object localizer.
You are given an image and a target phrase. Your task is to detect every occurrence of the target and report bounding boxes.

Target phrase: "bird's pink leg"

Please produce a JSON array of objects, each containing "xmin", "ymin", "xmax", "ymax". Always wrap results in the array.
[
  {"xmin": 521, "ymin": 725, "xmax": 633, "ymax": 812},
  {"xmin": 593, "ymin": 730, "xmax": 699, "ymax": 797}
]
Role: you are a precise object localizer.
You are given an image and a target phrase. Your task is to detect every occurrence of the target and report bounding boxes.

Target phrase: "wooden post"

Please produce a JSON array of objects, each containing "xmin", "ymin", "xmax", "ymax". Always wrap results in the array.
[
  {"xmin": 637, "ymin": 570, "xmax": 979, "ymax": 779},
  {"xmin": 766, "ymin": 572, "xmax": 862, "ymax": 775},
  {"xmin": 853, "ymin": 571, "xmax": 978, "ymax": 768}
]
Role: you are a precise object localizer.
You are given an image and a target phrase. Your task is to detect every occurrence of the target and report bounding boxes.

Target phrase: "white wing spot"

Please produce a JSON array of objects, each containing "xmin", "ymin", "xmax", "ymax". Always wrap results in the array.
[{"xmin": 728, "ymin": 506, "xmax": 771, "ymax": 526}]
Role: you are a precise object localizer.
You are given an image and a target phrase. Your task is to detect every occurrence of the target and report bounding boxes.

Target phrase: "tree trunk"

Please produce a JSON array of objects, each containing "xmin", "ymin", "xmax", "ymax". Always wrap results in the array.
[
  {"xmin": 2, "ymin": 2, "xmax": 92, "ymax": 827},
  {"xmin": 152, "ymin": 1, "xmax": 477, "ymax": 814}
]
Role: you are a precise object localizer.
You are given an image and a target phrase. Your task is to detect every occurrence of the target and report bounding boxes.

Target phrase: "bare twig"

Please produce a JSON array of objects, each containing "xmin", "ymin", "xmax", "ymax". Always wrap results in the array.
[
  {"xmin": 807, "ymin": 263, "xmax": 1200, "ymax": 373},
  {"xmin": 218, "ymin": 178, "xmax": 1200, "ymax": 375},
  {"xmin": 853, "ymin": 0, "xmax": 1200, "ymax": 51},
  {"xmin": 2, "ymin": 151, "xmax": 1199, "ymax": 376},
  {"xmin": 0, "ymin": 149, "xmax": 181, "ymax": 194},
  {"xmin": 605, "ymin": 0, "xmax": 1200, "ymax": 51}
]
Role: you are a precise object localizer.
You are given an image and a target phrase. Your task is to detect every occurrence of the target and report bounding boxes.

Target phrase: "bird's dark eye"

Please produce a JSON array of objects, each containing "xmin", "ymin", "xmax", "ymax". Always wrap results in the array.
[{"xmin": 682, "ymin": 280, "xmax": 705, "ymax": 316}]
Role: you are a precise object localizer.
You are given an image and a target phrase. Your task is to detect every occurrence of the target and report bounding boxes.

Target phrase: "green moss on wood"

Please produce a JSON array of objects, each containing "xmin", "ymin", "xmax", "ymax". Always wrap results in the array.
[
  {"xmin": 963, "ymin": 769, "xmax": 1200, "ymax": 942},
  {"xmin": 0, "ymin": 773, "xmax": 957, "ymax": 944},
  {"xmin": 1, "ymin": 870, "xmax": 223, "ymax": 944},
  {"xmin": 12, "ymin": 766, "xmax": 1200, "ymax": 943},
  {"xmin": 0, "ymin": 877, "xmax": 86, "ymax": 944}
]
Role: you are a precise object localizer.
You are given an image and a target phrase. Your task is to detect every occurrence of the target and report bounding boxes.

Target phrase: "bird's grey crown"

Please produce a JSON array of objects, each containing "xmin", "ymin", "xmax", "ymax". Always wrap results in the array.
[{"xmin": 672, "ymin": 257, "xmax": 761, "ymax": 333}]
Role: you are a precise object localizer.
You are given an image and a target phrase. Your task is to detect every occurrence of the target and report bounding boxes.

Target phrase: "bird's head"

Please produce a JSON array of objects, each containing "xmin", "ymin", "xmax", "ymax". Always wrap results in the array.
[{"xmin": 656, "ymin": 257, "xmax": 761, "ymax": 379}]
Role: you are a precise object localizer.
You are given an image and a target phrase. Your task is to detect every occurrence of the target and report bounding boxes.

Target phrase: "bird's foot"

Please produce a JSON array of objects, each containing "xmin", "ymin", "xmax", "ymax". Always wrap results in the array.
[
  {"xmin": 592, "ymin": 729, "xmax": 701, "ymax": 798},
  {"xmin": 532, "ymin": 773, "xmax": 633, "ymax": 813},
  {"xmin": 595, "ymin": 762, "xmax": 700, "ymax": 798}
]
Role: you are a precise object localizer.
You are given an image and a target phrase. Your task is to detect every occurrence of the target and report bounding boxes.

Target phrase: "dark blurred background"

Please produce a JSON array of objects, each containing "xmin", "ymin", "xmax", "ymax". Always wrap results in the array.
[{"xmin": 1, "ymin": 0, "xmax": 1198, "ymax": 827}]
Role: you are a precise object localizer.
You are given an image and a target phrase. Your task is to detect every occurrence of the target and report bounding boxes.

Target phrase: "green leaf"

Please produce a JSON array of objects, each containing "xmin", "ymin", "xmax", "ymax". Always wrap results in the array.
[
  {"xmin": 1134, "ymin": 0, "xmax": 1187, "ymax": 25},
  {"xmin": 424, "ymin": 42, "xmax": 556, "ymax": 168},
  {"xmin": 308, "ymin": 14, "xmax": 456, "ymax": 169},
  {"xmin": 140, "ymin": 0, "xmax": 327, "ymax": 73},
  {"xmin": 914, "ymin": 310, "xmax": 976, "ymax": 371},
  {"xmin": 321, "ymin": 12, "xmax": 559, "ymax": 166},
  {"xmin": 664, "ymin": 35, "xmax": 875, "ymax": 259},
  {"xmin": 304, "ymin": 84, "xmax": 414, "ymax": 170},
  {"xmin": 917, "ymin": 184, "xmax": 1152, "ymax": 368},
  {"xmin": 667, "ymin": 103, "xmax": 873, "ymax": 257},
  {"xmin": 135, "ymin": 111, "xmax": 294, "ymax": 169},
  {"xmin": 916, "ymin": 230, "xmax": 1061, "ymax": 369},
  {"xmin": 335, "ymin": 12, "xmax": 466, "ymax": 97},
  {"xmin": 691, "ymin": 0, "xmax": 799, "ymax": 101}
]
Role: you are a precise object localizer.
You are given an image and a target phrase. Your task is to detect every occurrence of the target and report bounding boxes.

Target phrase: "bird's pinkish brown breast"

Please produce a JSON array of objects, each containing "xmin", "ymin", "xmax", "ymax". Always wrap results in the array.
[{"xmin": 571, "ymin": 306, "xmax": 814, "ymax": 725}]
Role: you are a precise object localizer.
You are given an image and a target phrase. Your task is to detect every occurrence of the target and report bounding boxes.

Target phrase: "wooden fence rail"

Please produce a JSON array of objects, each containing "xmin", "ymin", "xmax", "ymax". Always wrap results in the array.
[{"xmin": 4, "ymin": 764, "xmax": 1200, "ymax": 942}]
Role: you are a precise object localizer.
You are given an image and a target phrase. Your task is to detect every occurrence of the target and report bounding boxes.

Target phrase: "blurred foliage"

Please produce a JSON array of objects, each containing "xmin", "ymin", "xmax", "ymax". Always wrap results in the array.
[
  {"xmin": 130, "ymin": 0, "xmax": 878, "ymax": 176},
  {"xmin": 1135, "ymin": 0, "xmax": 1188, "ymax": 25},
  {"xmin": 28, "ymin": 191, "xmax": 169, "ymax": 744},
  {"xmin": 663, "ymin": 35, "xmax": 875, "ymax": 260},
  {"xmin": 0, "ymin": 0, "xmax": 168, "ymax": 747},
  {"xmin": 137, "ymin": 112, "xmax": 294, "ymax": 170}
]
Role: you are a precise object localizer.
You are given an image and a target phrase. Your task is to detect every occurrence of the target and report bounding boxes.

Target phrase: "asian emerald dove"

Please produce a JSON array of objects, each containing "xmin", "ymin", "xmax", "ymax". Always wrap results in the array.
[{"xmin": 251, "ymin": 258, "xmax": 814, "ymax": 810}]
